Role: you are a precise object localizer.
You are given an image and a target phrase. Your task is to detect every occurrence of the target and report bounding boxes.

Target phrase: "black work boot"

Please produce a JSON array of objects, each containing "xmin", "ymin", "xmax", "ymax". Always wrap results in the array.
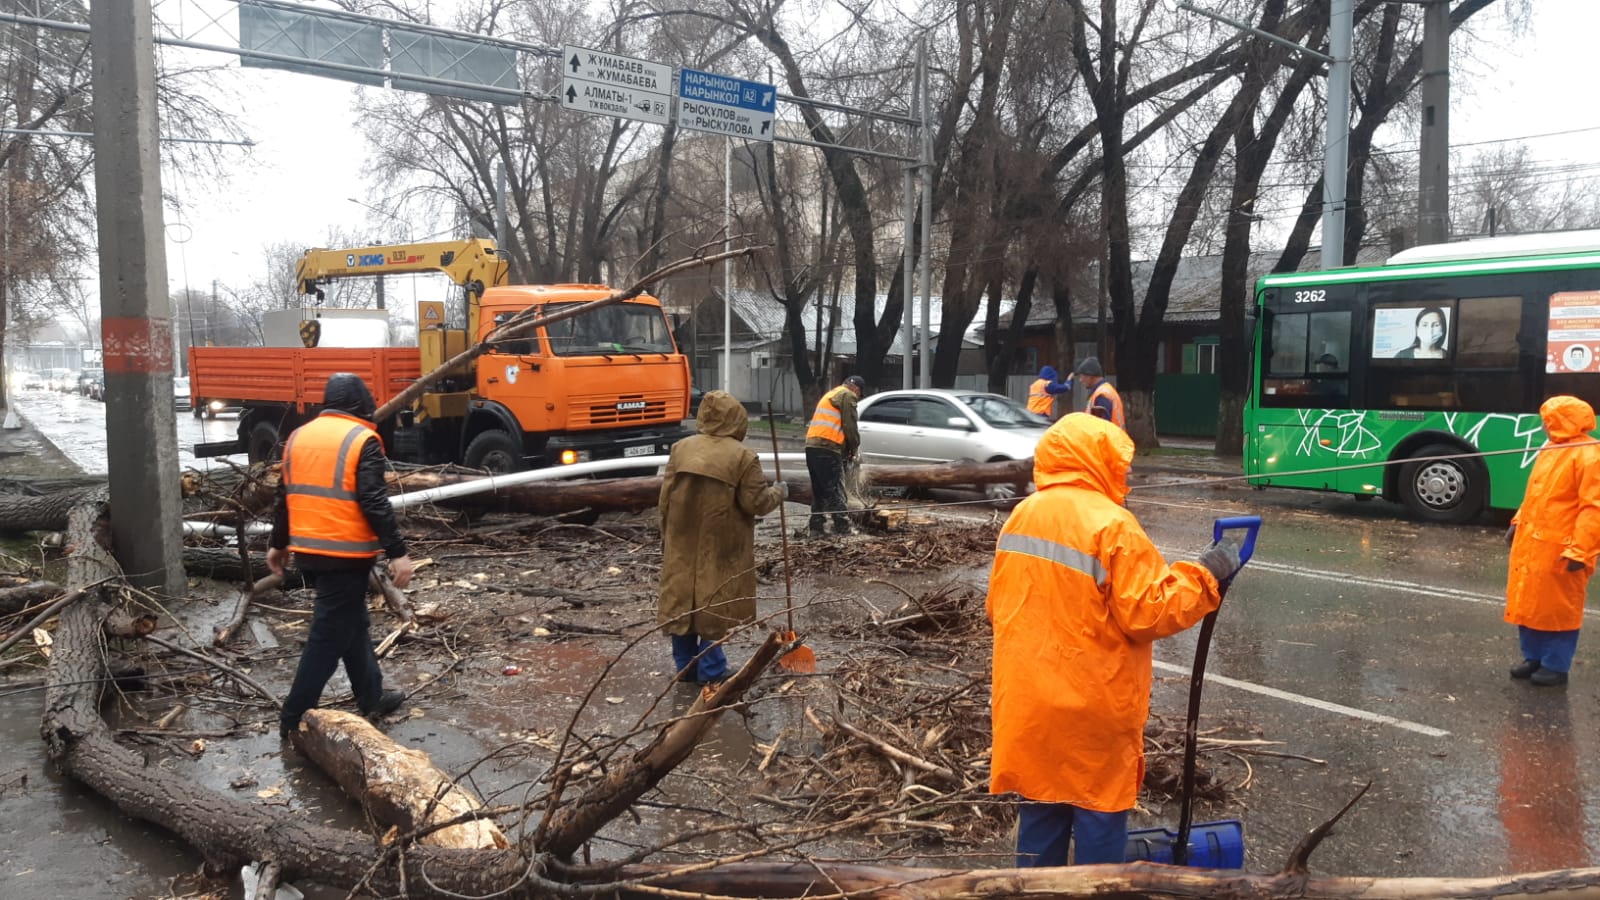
[
  {"xmin": 366, "ymin": 689, "xmax": 406, "ymax": 720},
  {"xmin": 1509, "ymin": 659, "xmax": 1540, "ymax": 679},
  {"xmin": 1530, "ymin": 668, "xmax": 1568, "ymax": 687}
]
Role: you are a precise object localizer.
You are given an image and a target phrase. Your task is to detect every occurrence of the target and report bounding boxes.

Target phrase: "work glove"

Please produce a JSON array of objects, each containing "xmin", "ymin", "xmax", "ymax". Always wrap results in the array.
[
  {"xmin": 1505, "ymin": 524, "xmax": 1516, "ymax": 547},
  {"xmin": 1197, "ymin": 539, "xmax": 1243, "ymax": 584},
  {"xmin": 1565, "ymin": 558, "xmax": 1586, "ymax": 573},
  {"xmin": 774, "ymin": 481, "xmax": 790, "ymax": 500}
]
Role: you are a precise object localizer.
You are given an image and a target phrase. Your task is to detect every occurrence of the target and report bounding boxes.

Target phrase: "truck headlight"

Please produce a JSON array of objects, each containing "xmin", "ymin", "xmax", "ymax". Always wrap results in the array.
[{"xmin": 560, "ymin": 449, "xmax": 591, "ymax": 465}]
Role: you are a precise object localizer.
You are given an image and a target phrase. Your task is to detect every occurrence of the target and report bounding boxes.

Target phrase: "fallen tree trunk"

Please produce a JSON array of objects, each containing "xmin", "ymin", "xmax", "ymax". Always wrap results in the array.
[
  {"xmin": 0, "ymin": 580, "xmax": 64, "ymax": 616},
  {"xmin": 0, "ymin": 486, "xmax": 106, "ymax": 535},
  {"xmin": 297, "ymin": 709, "xmax": 508, "ymax": 850},
  {"xmin": 183, "ymin": 547, "xmax": 306, "ymax": 589}
]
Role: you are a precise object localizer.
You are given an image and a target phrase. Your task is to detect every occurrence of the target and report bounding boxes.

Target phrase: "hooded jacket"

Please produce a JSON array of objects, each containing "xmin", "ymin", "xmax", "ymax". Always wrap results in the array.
[
  {"xmin": 986, "ymin": 413, "xmax": 1220, "ymax": 811},
  {"xmin": 270, "ymin": 373, "xmax": 406, "ymax": 569},
  {"xmin": 1505, "ymin": 395, "xmax": 1600, "ymax": 632},
  {"xmin": 658, "ymin": 391, "xmax": 784, "ymax": 639},
  {"xmin": 1027, "ymin": 366, "xmax": 1071, "ymax": 416}
]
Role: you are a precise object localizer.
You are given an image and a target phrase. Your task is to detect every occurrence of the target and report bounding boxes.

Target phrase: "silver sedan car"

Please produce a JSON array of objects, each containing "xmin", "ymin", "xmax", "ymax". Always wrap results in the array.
[{"xmin": 855, "ymin": 388, "xmax": 1050, "ymax": 503}]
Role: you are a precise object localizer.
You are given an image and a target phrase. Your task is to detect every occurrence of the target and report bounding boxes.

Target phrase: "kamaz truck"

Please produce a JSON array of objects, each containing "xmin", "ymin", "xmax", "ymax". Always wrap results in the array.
[{"xmin": 189, "ymin": 239, "xmax": 693, "ymax": 471}]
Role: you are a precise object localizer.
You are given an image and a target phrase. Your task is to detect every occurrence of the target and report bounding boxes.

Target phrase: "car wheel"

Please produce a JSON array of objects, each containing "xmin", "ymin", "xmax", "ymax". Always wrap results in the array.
[
  {"xmin": 464, "ymin": 430, "xmax": 524, "ymax": 474},
  {"xmin": 1397, "ymin": 442, "xmax": 1485, "ymax": 524},
  {"xmin": 245, "ymin": 420, "xmax": 283, "ymax": 464}
]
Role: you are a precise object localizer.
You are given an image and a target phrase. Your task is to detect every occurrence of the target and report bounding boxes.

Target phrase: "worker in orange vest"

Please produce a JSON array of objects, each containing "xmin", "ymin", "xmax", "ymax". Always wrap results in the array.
[
  {"xmin": 986, "ymin": 413, "xmax": 1240, "ymax": 865},
  {"xmin": 804, "ymin": 375, "xmax": 864, "ymax": 537},
  {"xmin": 1026, "ymin": 366, "xmax": 1071, "ymax": 419},
  {"xmin": 269, "ymin": 373, "xmax": 416, "ymax": 741},
  {"xmin": 1074, "ymin": 357, "xmax": 1125, "ymax": 429}
]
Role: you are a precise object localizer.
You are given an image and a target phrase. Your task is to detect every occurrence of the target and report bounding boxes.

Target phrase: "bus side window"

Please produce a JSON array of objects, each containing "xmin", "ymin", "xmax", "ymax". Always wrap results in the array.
[{"xmin": 1261, "ymin": 309, "xmax": 1350, "ymax": 407}]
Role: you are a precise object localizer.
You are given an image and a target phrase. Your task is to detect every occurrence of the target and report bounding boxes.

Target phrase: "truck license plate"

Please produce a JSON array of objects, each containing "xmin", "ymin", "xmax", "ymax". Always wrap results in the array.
[{"xmin": 623, "ymin": 444, "xmax": 653, "ymax": 458}]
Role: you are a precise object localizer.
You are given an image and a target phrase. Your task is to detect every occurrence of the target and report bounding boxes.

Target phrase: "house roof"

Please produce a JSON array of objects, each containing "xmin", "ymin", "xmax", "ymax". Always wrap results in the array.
[
  {"xmin": 693, "ymin": 288, "xmax": 983, "ymax": 356},
  {"xmin": 1011, "ymin": 243, "xmax": 1391, "ymax": 329}
]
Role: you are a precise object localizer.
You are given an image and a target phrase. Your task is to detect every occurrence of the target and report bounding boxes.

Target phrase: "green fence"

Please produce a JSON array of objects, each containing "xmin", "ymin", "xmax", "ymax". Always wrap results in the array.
[{"xmin": 1155, "ymin": 373, "xmax": 1220, "ymax": 437}]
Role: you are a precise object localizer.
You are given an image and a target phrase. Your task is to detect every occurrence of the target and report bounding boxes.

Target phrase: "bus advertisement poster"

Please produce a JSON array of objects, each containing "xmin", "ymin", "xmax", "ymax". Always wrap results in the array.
[
  {"xmin": 1373, "ymin": 305, "xmax": 1451, "ymax": 360},
  {"xmin": 1547, "ymin": 291, "xmax": 1600, "ymax": 374}
]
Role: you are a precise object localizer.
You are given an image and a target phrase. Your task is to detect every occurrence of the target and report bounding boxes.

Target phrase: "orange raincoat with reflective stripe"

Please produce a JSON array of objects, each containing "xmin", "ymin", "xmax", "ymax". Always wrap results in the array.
[
  {"xmin": 986, "ymin": 413, "xmax": 1220, "ymax": 812},
  {"xmin": 283, "ymin": 413, "xmax": 383, "ymax": 559},
  {"xmin": 1505, "ymin": 395, "xmax": 1600, "ymax": 632}
]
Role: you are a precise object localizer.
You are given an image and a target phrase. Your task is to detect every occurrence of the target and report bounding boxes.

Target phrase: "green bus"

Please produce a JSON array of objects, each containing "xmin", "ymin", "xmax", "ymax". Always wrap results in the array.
[{"xmin": 1245, "ymin": 230, "xmax": 1600, "ymax": 523}]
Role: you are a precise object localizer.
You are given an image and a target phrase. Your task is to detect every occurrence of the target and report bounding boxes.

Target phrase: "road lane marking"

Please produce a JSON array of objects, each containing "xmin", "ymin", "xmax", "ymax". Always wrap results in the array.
[{"xmin": 1151, "ymin": 660, "xmax": 1451, "ymax": 738}]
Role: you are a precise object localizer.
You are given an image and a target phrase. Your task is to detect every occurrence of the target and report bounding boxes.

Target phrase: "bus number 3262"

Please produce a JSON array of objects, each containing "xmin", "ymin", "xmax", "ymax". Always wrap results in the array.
[{"xmin": 1293, "ymin": 289, "xmax": 1327, "ymax": 304}]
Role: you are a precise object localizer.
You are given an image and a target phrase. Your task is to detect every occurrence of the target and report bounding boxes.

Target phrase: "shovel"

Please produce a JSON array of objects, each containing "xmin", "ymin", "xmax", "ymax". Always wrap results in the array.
[
  {"xmin": 767, "ymin": 404, "xmax": 816, "ymax": 674},
  {"xmin": 1126, "ymin": 514, "xmax": 1260, "ymax": 868}
]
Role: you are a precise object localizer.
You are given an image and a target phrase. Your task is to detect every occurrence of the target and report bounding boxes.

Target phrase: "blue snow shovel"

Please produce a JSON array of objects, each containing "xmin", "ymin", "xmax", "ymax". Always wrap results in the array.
[{"xmin": 1125, "ymin": 515, "xmax": 1260, "ymax": 869}]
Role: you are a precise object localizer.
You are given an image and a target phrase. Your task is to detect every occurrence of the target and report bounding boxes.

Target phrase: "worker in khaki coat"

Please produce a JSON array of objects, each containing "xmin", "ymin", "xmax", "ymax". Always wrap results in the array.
[
  {"xmin": 986, "ymin": 413, "xmax": 1240, "ymax": 866},
  {"xmin": 658, "ymin": 390, "xmax": 786, "ymax": 684},
  {"xmin": 1503, "ymin": 395, "xmax": 1600, "ymax": 687}
]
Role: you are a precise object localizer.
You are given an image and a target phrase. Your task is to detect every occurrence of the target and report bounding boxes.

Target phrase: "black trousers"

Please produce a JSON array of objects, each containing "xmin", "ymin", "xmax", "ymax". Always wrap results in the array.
[
  {"xmin": 806, "ymin": 446, "xmax": 851, "ymax": 534},
  {"xmin": 280, "ymin": 565, "xmax": 384, "ymax": 730}
]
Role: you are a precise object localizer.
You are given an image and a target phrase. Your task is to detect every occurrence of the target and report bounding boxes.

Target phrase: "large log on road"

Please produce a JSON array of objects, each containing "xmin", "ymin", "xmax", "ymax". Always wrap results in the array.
[
  {"xmin": 296, "ymin": 709, "xmax": 507, "ymax": 850},
  {"xmin": 0, "ymin": 486, "xmax": 105, "ymax": 535}
]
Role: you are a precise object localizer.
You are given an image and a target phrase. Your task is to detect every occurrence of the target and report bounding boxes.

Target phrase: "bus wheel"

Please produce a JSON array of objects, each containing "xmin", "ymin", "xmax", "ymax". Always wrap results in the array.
[
  {"xmin": 246, "ymin": 421, "xmax": 282, "ymax": 464},
  {"xmin": 465, "ymin": 430, "xmax": 524, "ymax": 473},
  {"xmin": 1398, "ymin": 443, "xmax": 1485, "ymax": 524}
]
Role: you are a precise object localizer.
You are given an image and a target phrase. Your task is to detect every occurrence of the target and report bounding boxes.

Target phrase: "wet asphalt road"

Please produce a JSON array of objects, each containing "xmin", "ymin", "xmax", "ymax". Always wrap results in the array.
[
  {"xmin": 7, "ymin": 386, "xmax": 243, "ymax": 473},
  {"xmin": 2, "ymin": 395, "xmax": 1597, "ymax": 894}
]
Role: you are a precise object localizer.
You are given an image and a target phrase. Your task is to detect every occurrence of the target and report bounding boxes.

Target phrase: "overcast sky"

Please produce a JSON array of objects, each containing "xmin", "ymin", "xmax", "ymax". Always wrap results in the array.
[{"xmin": 156, "ymin": 0, "xmax": 1600, "ymax": 298}]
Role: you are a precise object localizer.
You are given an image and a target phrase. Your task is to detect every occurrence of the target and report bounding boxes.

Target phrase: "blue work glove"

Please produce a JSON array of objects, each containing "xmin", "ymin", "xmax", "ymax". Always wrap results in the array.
[
  {"xmin": 1565, "ymin": 558, "xmax": 1586, "ymax": 573},
  {"xmin": 1197, "ymin": 539, "xmax": 1243, "ymax": 583}
]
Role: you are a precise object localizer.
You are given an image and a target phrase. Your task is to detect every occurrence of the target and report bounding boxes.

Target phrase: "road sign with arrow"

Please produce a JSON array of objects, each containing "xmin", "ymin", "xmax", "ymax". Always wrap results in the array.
[{"xmin": 560, "ymin": 44, "xmax": 671, "ymax": 126}]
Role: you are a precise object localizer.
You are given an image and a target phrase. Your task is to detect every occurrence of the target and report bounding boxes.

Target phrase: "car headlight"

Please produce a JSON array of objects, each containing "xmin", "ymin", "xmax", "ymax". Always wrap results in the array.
[{"xmin": 209, "ymin": 400, "xmax": 226, "ymax": 412}]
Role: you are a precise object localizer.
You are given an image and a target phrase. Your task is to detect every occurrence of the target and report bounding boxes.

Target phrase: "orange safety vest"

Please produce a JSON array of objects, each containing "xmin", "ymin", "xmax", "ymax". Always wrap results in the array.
[
  {"xmin": 1027, "ymin": 378, "xmax": 1054, "ymax": 416},
  {"xmin": 1087, "ymin": 381, "xmax": 1126, "ymax": 428},
  {"xmin": 282, "ymin": 413, "xmax": 383, "ymax": 559},
  {"xmin": 806, "ymin": 386, "xmax": 850, "ymax": 446}
]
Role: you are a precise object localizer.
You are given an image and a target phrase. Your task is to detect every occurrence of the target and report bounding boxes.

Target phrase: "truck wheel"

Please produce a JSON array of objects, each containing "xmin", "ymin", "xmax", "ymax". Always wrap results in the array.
[
  {"xmin": 1398, "ymin": 443, "xmax": 1485, "ymax": 524},
  {"xmin": 246, "ymin": 421, "xmax": 283, "ymax": 464},
  {"xmin": 465, "ymin": 430, "xmax": 524, "ymax": 473}
]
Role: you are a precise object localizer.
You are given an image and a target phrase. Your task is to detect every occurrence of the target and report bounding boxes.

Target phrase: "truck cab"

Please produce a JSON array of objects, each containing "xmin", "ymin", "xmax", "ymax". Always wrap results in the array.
[{"xmin": 458, "ymin": 284, "xmax": 692, "ymax": 470}]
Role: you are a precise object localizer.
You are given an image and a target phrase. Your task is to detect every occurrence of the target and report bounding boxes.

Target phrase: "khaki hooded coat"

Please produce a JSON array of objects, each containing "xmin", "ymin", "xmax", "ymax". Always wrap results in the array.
[
  {"xmin": 658, "ymin": 391, "xmax": 784, "ymax": 640},
  {"xmin": 1505, "ymin": 395, "xmax": 1600, "ymax": 632},
  {"xmin": 986, "ymin": 413, "xmax": 1220, "ymax": 812}
]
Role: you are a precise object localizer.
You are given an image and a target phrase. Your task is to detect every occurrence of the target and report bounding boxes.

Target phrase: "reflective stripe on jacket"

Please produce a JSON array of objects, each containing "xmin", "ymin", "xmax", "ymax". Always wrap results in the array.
[
  {"xmin": 986, "ymin": 413, "xmax": 1219, "ymax": 811},
  {"xmin": 283, "ymin": 413, "xmax": 383, "ymax": 558},
  {"xmin": 1027, "ymin": 378, "xmax": 1053, "ymax": 416},
  {"xmin": 1505, "ymin": 395, "xmax": 1600, "ymax": 631},
  {"xmin": 806, "ymin": 386, "xmax": 849, "ymax": 446},
  {"xmin": 1088, "ymin": 381, "xmax": 1126, "ymax": 428}
]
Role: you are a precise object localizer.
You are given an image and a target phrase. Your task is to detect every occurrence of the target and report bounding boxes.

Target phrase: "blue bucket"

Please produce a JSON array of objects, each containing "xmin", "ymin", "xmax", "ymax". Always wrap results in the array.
[{"xmin": 1125, "ymin": 820, "xmax": 1244, "ymax": 868}]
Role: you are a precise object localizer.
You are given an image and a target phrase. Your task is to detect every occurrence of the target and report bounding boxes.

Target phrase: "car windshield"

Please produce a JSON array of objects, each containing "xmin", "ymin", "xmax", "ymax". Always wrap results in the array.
[{"xmin": 960, "ymin": 394, "xmax": 1048, "ymax": 428}]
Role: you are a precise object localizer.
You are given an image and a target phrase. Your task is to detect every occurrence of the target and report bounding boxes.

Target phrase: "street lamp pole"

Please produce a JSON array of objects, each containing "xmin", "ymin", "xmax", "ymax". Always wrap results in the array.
[{"xmin": 1177, "ymin": 0, "xmax": 1351, "ymax": 270}]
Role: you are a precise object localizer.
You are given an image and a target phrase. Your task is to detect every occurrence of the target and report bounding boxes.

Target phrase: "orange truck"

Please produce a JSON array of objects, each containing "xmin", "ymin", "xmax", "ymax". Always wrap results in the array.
[{"xmin": 189, "ymin": 239, "xmax": 693, "ymax": 471}]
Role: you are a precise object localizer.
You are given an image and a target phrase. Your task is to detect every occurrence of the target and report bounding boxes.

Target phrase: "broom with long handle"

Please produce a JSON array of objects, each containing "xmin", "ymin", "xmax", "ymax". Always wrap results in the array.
[{"xmin": 767, "ymin": 404, "xmax": 815, "ymax": 673}]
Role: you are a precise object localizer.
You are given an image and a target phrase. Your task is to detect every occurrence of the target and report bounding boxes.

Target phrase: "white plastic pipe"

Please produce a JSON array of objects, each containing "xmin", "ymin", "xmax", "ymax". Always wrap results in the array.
[{"xmin": 388, "ymin": 455, "xmax": 673, "ymax": 510}]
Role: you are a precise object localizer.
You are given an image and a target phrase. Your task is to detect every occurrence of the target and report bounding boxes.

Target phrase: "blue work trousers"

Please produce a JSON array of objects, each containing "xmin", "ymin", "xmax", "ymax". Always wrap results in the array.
[
  {"xmin": 1518, "ymin": 625, "xmax": 1581, "ymax": 674},
  {"xmin": 1015, "ymin": 801, "xmax": 1129, "ymax": 867},
  {"xmin": 671, "ymin": 633, "xmax": 729, "ymax": 683}
]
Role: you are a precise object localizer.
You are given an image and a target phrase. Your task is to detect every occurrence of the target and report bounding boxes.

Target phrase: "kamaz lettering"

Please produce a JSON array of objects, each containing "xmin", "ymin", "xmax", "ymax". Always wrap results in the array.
[{"xmin": 616, "ymin": 400, "xmax": 648, "ymax": 411}]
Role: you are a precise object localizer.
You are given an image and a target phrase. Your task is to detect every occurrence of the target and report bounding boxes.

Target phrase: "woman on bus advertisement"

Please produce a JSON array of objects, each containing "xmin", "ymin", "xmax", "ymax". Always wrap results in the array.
[{"xmin": 1393, "ymin": 306, "xmax": 1449, "ymax": 359}]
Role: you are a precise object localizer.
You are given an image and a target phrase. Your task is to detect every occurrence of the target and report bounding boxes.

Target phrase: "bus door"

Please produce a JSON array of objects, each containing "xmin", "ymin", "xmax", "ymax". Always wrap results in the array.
[{"xmin": 1254, "ymin": 287, "xmax": 1358, "ymax": 489}]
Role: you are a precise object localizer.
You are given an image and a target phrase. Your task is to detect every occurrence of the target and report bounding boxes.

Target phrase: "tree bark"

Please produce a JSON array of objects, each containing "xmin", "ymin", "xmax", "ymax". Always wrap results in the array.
[
  {"xmin": 296, "ymin": 709, "xmax": 508, "ymax": 850},
  {"xmin": 0, "ymin": 580, "xmax": 63, "ymax": 615},
  {"xmin": 0, "ymin": 486, "xmax": 105, "ymax": 534}
]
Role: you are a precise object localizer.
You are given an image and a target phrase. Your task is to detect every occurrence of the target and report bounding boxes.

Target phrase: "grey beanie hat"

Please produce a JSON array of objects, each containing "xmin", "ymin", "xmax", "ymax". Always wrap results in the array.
[{"xmin": 1074, "ymin": 357, "xmax": 1104, "ymax": 377}]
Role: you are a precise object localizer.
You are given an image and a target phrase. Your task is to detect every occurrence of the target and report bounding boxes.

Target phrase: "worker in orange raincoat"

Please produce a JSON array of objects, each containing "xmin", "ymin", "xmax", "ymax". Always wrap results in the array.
[
  {"xmin": 1503, "ymin": 395, "xmax": 1600, "ymax": 687},
  {"xmin": 986, "ymin": 413, "xmax": 1241, "ymax": 866}
]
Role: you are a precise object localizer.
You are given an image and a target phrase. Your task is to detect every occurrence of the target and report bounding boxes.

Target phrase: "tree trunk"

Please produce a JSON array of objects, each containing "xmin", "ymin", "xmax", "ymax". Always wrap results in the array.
[
  {"xmin": 0, "ymin": 486, "xmax": 105, "ymax": 534},
  {"xmin": 0, "ymin": 580, "xmax": 63, "ymax": 615},
  {"xmin": 296, "ymin": 709, "xmax": 508, "ymax": 850}
]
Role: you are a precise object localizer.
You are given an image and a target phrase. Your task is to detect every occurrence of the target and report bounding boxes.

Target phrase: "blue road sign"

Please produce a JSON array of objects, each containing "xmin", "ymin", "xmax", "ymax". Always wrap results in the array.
[{"xmin": 677, "ymin": 66, "xmax": 776, "ymax": 141}]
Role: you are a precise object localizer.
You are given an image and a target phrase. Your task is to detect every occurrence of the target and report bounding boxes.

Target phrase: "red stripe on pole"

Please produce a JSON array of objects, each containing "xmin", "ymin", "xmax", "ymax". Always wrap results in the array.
[{"xmin": 101, "ymin": 317, "xmax": 174, "ymax": 374}]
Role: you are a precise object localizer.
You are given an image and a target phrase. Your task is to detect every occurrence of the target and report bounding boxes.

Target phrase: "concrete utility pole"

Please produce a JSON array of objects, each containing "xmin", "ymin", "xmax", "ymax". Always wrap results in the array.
[
  {"xmin": 92, "ymin": 0, "xmax": 185, "ymax": 595},
  {"xmin": 1416, "ymin": 0, "xmax": 1450, "ymax": 245}
]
